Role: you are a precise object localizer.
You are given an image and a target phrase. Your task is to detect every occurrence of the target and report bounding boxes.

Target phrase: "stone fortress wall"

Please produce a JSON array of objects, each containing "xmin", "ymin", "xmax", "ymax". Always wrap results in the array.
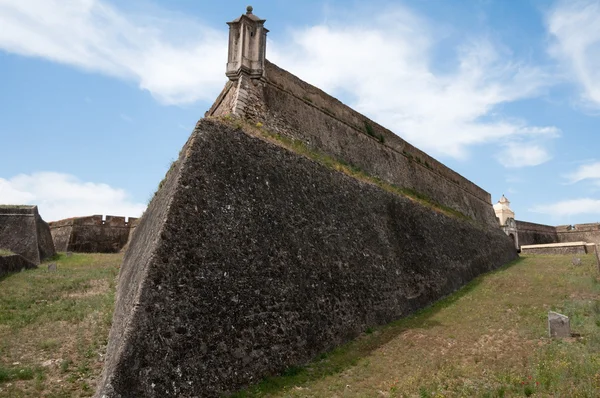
[
  {"xmin": 0, "ymin": 205, "xmax": 56, "ymax": 265},
  {"xmin": 556, "ymin": 223, "xmax": 600, "ymax": 247},
  {"xmin": 96, "ymin": 120, "xmax": 518, "ymax": 398},
  {"xmin": 208, "ymin": 63, "xmax": 499, "ymax": 227},
  {"xmin": 515, "ymin": 220, "xmax": 560, "ymax": 246},
  {"xmin": 49, "ymin": 215, "xmax": 138, "ymax": 253},
  {"xmin": 96, "ymin": 7, "xmax": 519, "ymax": 397},
  {"xmin": 514, "ymin": 220, "xmax": 600, "ymax": 249}
]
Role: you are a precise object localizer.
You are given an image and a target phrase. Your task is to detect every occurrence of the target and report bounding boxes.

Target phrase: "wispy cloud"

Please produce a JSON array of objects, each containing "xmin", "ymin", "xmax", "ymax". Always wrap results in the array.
[
  {"xmin": 496, "ymin": 142, "xmax": 552, "ymax": 168},
  {"xmin": 531, "ymin": 198, "xmax": 600, "ymax": 217},
  {"xmin": 564, "ymin": 161, "xmax": 600, "ymax": 184},
  {"xmin": 547, "ymin": 0, "xmax": 600, "ymax": 111},
  {"xmin": 0, "ymin": 1, "xmax": 559, "ymax": 163},
  {"xmin": 270, "ymin": 8, "xmax": 559, "ymax": 163},
  {"xmin": 120, "ymin": 113, "xmax": 133, "ymax": 123},
  {"xmin": 0, "ymin": 0, "xmax": 227, "ymax": 104},
  {"xmin": 0, "ymin": 172, "xmax": 146, "ymax": 221}
]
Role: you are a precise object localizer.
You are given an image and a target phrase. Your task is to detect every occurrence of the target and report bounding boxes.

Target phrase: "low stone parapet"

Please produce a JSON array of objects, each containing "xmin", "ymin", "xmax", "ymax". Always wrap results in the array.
[{"xmin": 520, "ymin": 241, "xmax": 589, "ymax": 255}]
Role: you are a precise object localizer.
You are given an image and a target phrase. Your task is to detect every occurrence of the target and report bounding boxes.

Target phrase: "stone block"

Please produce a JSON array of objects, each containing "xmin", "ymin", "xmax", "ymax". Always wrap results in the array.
[
  {"xmin": 548, "ymin": 311, "xmax": 570, "ymax": 338},
  {"xmin": 572, "ymin": 257, "xmax": 582, "ymax": 266}
]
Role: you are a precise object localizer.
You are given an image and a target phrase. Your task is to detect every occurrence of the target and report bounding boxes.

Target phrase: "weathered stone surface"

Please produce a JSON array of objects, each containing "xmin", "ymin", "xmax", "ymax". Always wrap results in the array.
[
  {"xmin": 548, "ymin": 311, "xmax": 570, "ymax": 338},
  {"xmin": 49, "ymin": 215, "xmax": 137, "ymax": 253},
  {"xmin": 208, "ymin": 60, "xmax": 499, "ymax": 227},
  {"xmin": 572, "ymin": 257, "xmax": 582, "ymax": 266},
  {"xmin": 0, "ymin": 253, "xmax": 36, "ymax": 278},
  {"xmin": 96, "ymin": 119, "xmax": 517, "ymax": 398},
  {"xmin": 520, "ymin": 242, "xmax": 588, "ymax": 255},
  {"xmin": 47, "ymin": 263, "xmax": 57, "ymax": 272},
  {"xmin": 0, "ymin": 205, "xmax": 56, "ymax": 265}
]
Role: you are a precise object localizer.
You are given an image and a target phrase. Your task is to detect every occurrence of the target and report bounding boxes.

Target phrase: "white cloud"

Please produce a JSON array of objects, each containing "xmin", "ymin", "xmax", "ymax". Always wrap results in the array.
[
  {"xmin": 531, "ymin": 198, "xmax": 600, "ymax": 216},
  {"xmin": 496, "ymin": 142, "xmax": 552, "ymax": 168},
  {"xmin": 564, "ymin": 161, "xmax": 600, "ymax": 184},
  {"xmin": 270, "ymin": 9, "xmax": 559, "ymax": 162},
  {"xmin": 547, "ymin": 0, "xmax": 600, "ymax": 110},
  {"xmin": 0, "ymin": 0, "xmax": 227, "ymax": 104},
  {"xmin": 0, "ymin": 1, "xmax": 559, "ymax": 162},
  {"xmin": 0, "ymin": 172, "xmax": 146, "ymax": 222}
]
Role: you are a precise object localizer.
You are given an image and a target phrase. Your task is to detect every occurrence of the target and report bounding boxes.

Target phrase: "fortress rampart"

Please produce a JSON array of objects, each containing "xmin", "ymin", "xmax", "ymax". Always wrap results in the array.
[
  {"xmin": 96, "ymin": 8, "xmax": 519, "ymax": 397},
  {"xmin": 556, "ymin": 223, "xmax": 600, "ymax": 247},
  {"xmin": 208, "ymin": 61, "xmax": 498, "ymax": 227},
  {"xmin": 514, "ymin": 220, "xmax": 600, "ymax": 248},
  {"xmin": 49, "ymin": 215, "xmax": 137, "ymax": 253},
  {"xmin": 0, "ymin": 205, "xmax": 55, "ymax": 265}
]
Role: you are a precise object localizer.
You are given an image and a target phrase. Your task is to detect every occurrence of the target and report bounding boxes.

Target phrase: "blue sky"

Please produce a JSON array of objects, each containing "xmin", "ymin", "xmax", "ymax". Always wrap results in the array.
[{"xmin": 0, "ymin": 0, "xmax": 599, "ymax": 226}]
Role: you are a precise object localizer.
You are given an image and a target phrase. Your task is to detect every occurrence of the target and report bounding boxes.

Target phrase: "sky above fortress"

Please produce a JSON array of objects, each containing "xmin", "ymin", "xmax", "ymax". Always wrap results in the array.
[{"xmin": 0, "ymin": 0, "xmax": 599, "ymax": 226}]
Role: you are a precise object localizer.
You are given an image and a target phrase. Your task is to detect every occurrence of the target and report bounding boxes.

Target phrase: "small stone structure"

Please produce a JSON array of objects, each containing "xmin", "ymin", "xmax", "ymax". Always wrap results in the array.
[
  {"xmin": 0, "ymin": 205, "xmax": 56, "ymax": 265},
  {"xmin": 520, "ymin": 241, "xmax": 590, "ymax": 255},
  {"xmin": 548, "ymin": 311, "xmax": 570, "ymax": 338},
  {"xmin": 96, "ymin": 8, "xmax": 518, "ymax": 397},
  {"xmin": 0, "ymin": 252, "xmax": 36, "ymax": 278},
  {"xmin": 49, "ymin": 215, "xmax": 138, "ymax": 253}
]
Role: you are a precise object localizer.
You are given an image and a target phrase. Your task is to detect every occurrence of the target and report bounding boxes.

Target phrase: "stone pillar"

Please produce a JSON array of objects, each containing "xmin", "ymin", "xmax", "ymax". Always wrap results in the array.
[{"xmin": 226, "ymin": 6, "xmax": 269, "ymax": 80}]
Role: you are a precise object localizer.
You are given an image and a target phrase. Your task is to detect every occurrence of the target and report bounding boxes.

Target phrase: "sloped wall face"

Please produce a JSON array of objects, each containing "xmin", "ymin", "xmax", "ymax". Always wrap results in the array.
[
  {"xmin": 0, "ymin": 206, "xmax": 54, "ymax": 264},
  {"xmin": 97, "ymin": 120, "xmax": 517, "ymax": 397},
  {"xmin": 258, "ymin": 61, "xmax": 498, "ymax": 227},
  {"xmin": 50, "ymin": 223, "xmax": 73, "ymax": 252},
  {"xmin": 36, "ymin": 215, "xmax": 56, "ymax": 260},
  {"xmin": 515, "ymin": 220, "xmax": 559, "ymax": 246}
]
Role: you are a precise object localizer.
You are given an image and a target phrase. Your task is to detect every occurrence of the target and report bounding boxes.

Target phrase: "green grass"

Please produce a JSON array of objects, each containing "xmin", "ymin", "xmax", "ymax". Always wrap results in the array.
[
  {"xmin": 231, "ymin": 254, "xmax": 600, "ymax": 397},
  {"xmin": 0, "ymin": 252, "xmax": 121, "ymax": 397},
  {"xmin": 3, "ymin": 249, "xmax": 600, "ymax": 397},
  {"xmin": 0, "ymin": 249, "xmax": 15, "ymax": 257}
]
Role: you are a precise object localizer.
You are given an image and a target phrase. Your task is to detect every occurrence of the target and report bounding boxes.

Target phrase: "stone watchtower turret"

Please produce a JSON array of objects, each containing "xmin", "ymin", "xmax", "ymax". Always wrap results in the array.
[{"xmin": 226, "ymin": 6, "xmax": 269, "ymax": 80}]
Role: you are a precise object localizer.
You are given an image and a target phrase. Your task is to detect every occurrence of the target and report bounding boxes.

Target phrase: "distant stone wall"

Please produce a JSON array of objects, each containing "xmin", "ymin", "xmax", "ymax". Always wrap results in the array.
[
  {"xmin": 515, "ymin": 220, "xmax": 559, "ymax": 246},
  {"xmin": 514, "ymin": 221, "xmax": 600, "ymax": 249},
  {"xmin": 0, "ymin": 205, "xmax": 56, "ymax": 265},
  {"xmin": 557, "ymin": 223, "xmax": 600, "ymax": 247},
  {"xmin": 96, "ymin": 120, "xmax": 517, "ymax": 397},
  {"xmin": 207, "ymin": 61, "xmax": 498, "ymax": 227},
  {"xmin": 49, "ymin": 215, "xmax": 138, "ymax": 253},
  {"xmin": 0, "ymin": 253, "xmax": 36, "ymax": 278}
]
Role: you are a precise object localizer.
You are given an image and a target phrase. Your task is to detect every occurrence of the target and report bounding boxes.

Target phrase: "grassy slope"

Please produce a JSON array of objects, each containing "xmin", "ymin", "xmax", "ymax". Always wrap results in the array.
[
  {"xmin": 234, "ymin": 254, "xmax": 600, "ymax": 398},
  {"xmin": 0, "ymin": 253, "xmax": 121, "ymax": 398},
  {"xmin": 1, "ymin": 253, "xmax": 599, "ymax": 397}
]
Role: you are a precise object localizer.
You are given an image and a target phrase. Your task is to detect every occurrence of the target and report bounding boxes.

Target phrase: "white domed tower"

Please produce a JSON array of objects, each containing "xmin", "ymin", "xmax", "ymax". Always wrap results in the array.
[
  {"xmin": 493, "ymin": 195, "xmax": 515, "ymax": 227},
  {"xmin": 493, "ymin": 195, "xmax": 519, "ymax": 249}
]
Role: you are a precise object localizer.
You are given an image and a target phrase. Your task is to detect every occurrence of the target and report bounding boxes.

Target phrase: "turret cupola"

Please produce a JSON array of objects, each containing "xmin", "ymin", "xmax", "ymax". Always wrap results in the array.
[{"xmin": 226, "ymin": 6, "xmax": 269, "ymax": 80}]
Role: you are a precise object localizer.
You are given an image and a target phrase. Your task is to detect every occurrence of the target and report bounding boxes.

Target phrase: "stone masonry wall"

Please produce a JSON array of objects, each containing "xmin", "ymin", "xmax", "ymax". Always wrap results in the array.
[
  {"xmin": 207, "ymin": 60, "xmax": 498, "ymax": 227},
  {"xmin": 0, "ymin": 205, "xmax": 56, "ymax": 265},
  {"xmin": 521, "ymin": 245, "xmax": 588, "ymax": 256},
  {"xmin": 96, "ymin": 120, "xmax": 517, "ymax": 397},
  {"xmin": 49, "ymin": 216, "xmax": 138, "ymax": 253},
  {"xmin": 515, "ymin": 220, "xmax": 559, "ymax": 246},
  {"xmin": 557, "ymin": 223, "xmax": 600, "ymax": 247}
]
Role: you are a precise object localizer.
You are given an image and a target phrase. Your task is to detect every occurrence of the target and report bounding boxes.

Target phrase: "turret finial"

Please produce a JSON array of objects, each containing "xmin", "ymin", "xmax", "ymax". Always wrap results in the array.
[{"xmin": 246, "ymin": 5, "xmax": 253, "ymax": 14}]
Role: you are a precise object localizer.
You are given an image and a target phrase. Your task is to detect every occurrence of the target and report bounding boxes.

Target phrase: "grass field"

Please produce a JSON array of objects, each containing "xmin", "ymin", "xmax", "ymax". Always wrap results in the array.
[
  {"xmin": 1, "ymin": 253, "xmax": 599, "ymax": 397},
  {"xmin": 0, "ymin": 253, "xmax": 120, "ymax": 397}
]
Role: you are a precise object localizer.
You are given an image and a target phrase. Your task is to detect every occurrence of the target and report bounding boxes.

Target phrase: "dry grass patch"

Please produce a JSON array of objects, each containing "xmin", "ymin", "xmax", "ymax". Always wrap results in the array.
[{"xmin": 0, "ymin": 252, "xmax": 121, "ymax": 397}]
